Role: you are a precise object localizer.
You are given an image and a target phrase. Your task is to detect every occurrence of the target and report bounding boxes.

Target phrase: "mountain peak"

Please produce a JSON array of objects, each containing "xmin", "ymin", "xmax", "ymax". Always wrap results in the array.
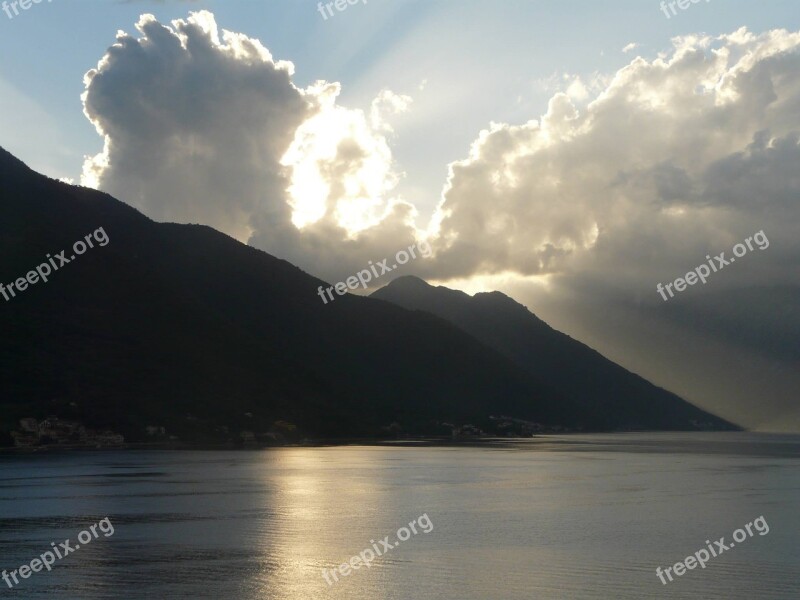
[
  {"xmin": 384, "ymin": 275, "xmax": 431, "ymax": 290},
  {"xmin": 379, "ymin": 276, "xmax": 533, "ymax": 316}
]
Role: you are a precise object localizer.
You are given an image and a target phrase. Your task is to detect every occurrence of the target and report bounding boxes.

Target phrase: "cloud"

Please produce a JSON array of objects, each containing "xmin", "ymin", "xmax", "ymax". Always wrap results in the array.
[
  {"xmin": 82, "ymin": 11, "xmax": 420, "ymax": 283},
  {"xmin": 82, "ymin": 16, "xmax": 800, "ymax": 292},
  {"xmin": 428, "ymin": 27, "xmax": 800, "ymax": 290},
  {"xmin": 82, "ymin": 11, "xmax": 309, "ymax": 242},
  {"xmin": 622, "ymin": 42, "xmax": 639, "ymax": 53}
]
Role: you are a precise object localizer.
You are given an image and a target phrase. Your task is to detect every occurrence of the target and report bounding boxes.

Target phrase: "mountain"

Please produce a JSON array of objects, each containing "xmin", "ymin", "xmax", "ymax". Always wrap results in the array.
[
  {"xmin": 0, "ymin": 147, "xmax": 582, "ymax": 444},
  {"xmin": 371, "ymin": 276, "xmax": 736, "ymax": 431}
]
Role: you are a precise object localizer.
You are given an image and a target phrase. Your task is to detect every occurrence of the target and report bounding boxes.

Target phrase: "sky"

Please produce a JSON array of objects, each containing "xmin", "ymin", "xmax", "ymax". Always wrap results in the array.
[{"xmin": 1, "ymin": 0, "xmax": 799, "ymax": 431}]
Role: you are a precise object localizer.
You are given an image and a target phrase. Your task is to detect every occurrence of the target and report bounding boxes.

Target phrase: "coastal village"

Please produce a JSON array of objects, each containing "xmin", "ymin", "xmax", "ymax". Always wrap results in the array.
[
  {"xmin": 5, "ymin": 414, "xmax": 569, "ymax": 449},
  {"xmin": 10, "ymin": 417, "xmax": 125, "ymax": 448}
]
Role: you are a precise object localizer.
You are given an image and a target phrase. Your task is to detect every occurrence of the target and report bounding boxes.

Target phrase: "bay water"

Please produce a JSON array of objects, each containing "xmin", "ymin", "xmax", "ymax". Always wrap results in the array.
[{"xmin": 1, "ymin": 432, "xmax": 798, "ymax": 599}]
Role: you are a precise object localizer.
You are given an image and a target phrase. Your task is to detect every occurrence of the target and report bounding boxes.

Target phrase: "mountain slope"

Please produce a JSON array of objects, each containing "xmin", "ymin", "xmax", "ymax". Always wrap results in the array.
[
  {"xmin": 371, "ymin": 276, "xmax": 736, "ymax": 430},
  {"xmin": 0, "ymin": 147, "xmax": 578, "ymax": 442}
]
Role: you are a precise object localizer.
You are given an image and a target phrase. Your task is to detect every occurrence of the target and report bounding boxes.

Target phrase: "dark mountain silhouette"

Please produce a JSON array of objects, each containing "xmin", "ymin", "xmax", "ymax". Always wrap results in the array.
[
  {"xmin": 0, "ymin": 147, "xmax": 733, "ymax": 443},
  {"xmin": 372, "ymin": 276, "xmax": 736, "ymax": 431},
  {"xmin": 0, "ymin": 147, "xmax": 584, "ymax": 443}
]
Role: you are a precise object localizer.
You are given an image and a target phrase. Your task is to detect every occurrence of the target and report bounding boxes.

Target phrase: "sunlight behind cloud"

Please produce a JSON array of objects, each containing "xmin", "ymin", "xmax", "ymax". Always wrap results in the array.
[{"xmin": 282, "ymin": 86, "xmax": 412, "ymax": 234}]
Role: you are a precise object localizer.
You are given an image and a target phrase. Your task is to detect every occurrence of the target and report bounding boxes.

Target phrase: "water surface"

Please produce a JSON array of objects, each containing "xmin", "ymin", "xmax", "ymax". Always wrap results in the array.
[{"xmin": 0, "ymin": 432, "xmax": 798, "ymax": 599}]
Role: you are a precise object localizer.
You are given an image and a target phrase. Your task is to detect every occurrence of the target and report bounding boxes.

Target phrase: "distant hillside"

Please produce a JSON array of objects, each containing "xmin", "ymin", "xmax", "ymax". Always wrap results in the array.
[
  {"xmin": 0, "ymin": 146, "xmax": 581, "ymax": 444},
  {"xmin": 372, "ymin": 276, "xmax": 736, "ymax": 431}
]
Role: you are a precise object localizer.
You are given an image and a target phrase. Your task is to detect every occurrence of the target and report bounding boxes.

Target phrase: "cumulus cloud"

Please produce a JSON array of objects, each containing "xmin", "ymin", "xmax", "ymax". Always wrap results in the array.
[
  {"xmin": 82, "ymin": 15, "xmax": 800, "ymax": 294},
  {"xmin": 252, "ymin": 84, "xmax": 421, "ymax": 280},
  {"xmin": 82, "ymin": 11, "xmax": 309, "ymax": 242},
  {"xmin": 428, "ymin": 27, "xmax": 800, "ymax": 291},
  {"xmin": 82, "ymin": 11, "xmax": 422, "ymax": 283}
]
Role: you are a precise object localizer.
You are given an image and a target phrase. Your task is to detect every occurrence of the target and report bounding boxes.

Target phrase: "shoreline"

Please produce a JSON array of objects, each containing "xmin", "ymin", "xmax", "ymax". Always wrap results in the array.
[{"xmin": 0, "ymin": 430, "xmax": 780, "ymax": 455}]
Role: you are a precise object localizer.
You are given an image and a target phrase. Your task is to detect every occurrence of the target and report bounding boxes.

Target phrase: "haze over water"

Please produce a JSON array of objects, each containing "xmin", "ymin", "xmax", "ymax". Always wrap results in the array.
[{"xmin": 1, "ymin": 433, "xmax": 798, "ymax": 599}]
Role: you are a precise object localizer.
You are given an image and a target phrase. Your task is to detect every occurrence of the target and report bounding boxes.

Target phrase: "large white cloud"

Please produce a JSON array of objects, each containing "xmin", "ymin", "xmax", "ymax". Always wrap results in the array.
[
  {"xmin": 84, "ymin": 14, "xmax": 800, "ymax": 292},
  {"xmin": 428, "ymin": 28, "xmax": 800, "ymax": 288},
  {"xmin": 82, "ymin": 11, "xmax": 309, "ymax": 242},
  {"xmin": 82, "ymin": 10, "xmax": 418, "ymax": 281}
]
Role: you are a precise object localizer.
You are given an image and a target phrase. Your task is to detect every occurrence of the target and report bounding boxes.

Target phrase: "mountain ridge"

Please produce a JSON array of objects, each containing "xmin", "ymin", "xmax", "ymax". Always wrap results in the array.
[
  {"xmin": 372, "ymin": 276, "xmax": 736, "ymax": 431},
  {"xmin": 0, "ymin": 147, "xmax": 735, "ymax": 445}
]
